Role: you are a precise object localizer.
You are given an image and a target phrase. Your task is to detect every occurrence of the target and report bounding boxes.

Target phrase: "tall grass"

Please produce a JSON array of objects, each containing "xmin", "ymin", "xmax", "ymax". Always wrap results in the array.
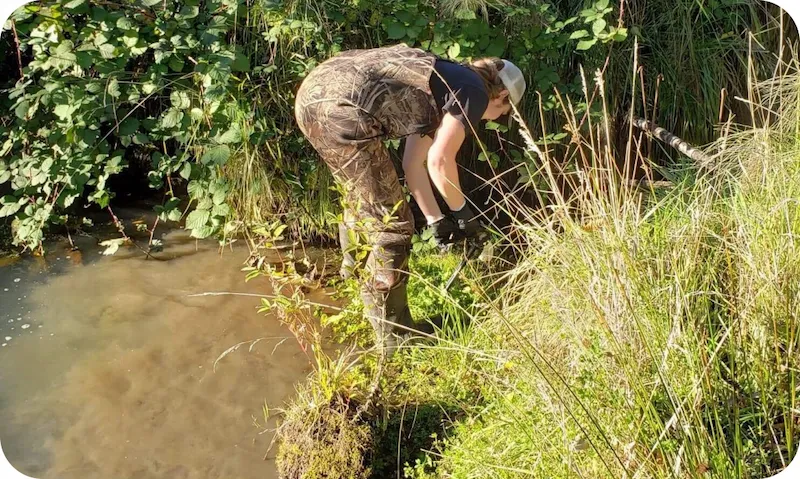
[{"xmin": 413, "ymin": 47, "xmax": 799, "ymax": 479}]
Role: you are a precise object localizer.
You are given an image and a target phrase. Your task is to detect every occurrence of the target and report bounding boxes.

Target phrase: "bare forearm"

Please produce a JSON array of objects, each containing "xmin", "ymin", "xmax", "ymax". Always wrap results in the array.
[
  {"xmin": 405, "ymin": 159, "xmax": 442, "ymax": 222},
  {"xmin": 427, "ymin": 152, "xmax": 464, "ymax": 210}
]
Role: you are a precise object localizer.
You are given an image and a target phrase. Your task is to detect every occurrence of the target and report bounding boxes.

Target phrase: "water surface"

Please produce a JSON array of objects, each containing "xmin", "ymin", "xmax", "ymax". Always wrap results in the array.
[{"xmin": 0, "ymin": 224, "xmax": 318, "ymax": 479}]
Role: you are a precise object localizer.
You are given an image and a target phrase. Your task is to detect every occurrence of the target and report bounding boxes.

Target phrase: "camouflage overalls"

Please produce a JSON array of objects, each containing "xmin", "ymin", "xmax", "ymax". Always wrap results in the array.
[{"xmin": 294, "ymin": 44, "xmax": 441, "ymax": 352}]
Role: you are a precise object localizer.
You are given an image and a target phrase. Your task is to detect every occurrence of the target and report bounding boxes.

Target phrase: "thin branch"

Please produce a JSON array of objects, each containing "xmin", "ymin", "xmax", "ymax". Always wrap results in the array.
[
  {"xmin": 10, "ymin": 20, "xmax": 23, "ymax": 78},
  {"xmin": 187, "ymin": 291, "xmax": 343, "ymax": 311},
  {"xmin": 630, "ymin": 117, "xmax": 711, "ymax": 164}
]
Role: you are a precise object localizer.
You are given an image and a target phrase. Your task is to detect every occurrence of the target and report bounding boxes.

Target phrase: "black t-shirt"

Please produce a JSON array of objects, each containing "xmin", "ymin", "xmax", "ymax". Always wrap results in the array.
[{"xmin": 428, "ymin": 59, "xmax": 489, "ymax": 134}]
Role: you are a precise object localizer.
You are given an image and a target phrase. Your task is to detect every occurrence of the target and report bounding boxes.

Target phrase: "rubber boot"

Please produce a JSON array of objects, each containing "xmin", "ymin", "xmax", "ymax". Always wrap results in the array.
[{"xmin": 362, "ymin": 280, "xmax": 414, "ymax": 358}]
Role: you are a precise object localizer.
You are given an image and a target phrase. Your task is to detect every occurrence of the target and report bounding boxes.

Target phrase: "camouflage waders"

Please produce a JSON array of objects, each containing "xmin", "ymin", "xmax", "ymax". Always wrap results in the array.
[{"xmin": 294, "ymin": 44, "xmax": 441, "ymax": 354}]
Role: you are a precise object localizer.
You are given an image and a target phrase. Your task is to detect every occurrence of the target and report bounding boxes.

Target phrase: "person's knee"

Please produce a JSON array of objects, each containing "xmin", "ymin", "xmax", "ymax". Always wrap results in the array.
[{"xmin": 368, "ymin": 242, "xmax": 410, "ymax": 292}]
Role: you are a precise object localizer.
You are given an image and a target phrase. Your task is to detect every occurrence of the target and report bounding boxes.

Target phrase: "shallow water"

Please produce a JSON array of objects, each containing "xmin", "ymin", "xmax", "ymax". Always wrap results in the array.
[{"xmin": 0, "ymin": 222, "xmax": 321, "ymax": 478}]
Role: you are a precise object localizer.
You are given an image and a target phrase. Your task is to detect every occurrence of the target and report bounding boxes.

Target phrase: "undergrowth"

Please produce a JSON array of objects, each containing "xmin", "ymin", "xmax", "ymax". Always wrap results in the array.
[{"xmin": 266, "ymin": 46, "xmax": 800, "ymax": 479}]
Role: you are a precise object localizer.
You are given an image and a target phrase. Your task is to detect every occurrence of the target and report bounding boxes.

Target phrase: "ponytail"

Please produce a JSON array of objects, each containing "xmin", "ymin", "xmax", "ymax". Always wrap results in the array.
[{"xmin": 466, "ymin": 57, "xmax": 507, "ymax": 100}]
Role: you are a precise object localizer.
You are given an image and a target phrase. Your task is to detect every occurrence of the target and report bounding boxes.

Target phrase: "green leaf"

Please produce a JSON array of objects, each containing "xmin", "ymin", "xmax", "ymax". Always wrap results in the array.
[
  {"xmin": 576, "ymin": 38, "xmax": 597, "ymax": 50},
  {"xmin": 0, "ymin": 196, "xmax": 23, "ymax": 217},
  {"xmin": 143, "ymin": 0, "xmax": 161, "ymax": 5},
  {"xmin": 168, "ymin": 56, "xmax": 184, "ymax": 72},
  {"xmin": 100, "ymin": 238, "xmax": 125, "ymax": 255},
  {"xmin": 94, "ymin": 32, "xmax": 110, "ymax": 46},
  {"xmin": 570, "ymin": 30, "xmax": 589, "ymax": 39},
  {"xmin": 185, "ymin": 209, "xmax": 210, "ymax": 229},
  {"xmin": 99, "ymin": 43, "xmax": 115, "ymax": 59},
  {"xmin": 118, "ymin": 117, "xmax": 139, "ymax": 136},
  {"xmin": 116, "ymin": 17, "xmax": 133, "ymax": 30},
  {"xmin": 170, "ymin": 90, "xmax": 191, "ymax": 109},
  {"xmin": 64, "ymin": 0, "xmax": 87, "ymax": 9},
  {"xmin": 142, "ymin": 82, "xmax": 158, "ymax": 95},
  {"xmin": 14, "ymin": 100, "xmax": 29, "ymax": 120},
  {"xmin": 167, "ymin": 208, "xmax": 183, "ymax": 222},
  {"xmin": 232, "ymin": 52, "xmax": 250, "ymax": 72},
  {"xmin": 179, "ymin": 162, "xmax": 193, "ymax": 179},
  {"xmin": 405, "ymin": 26, "xmax": 421, "ymax": 39},
  {"xmin": 273, "ymin": 224, "xmax": 288, "ymax": 238},
  {"xmin": 395, "ymin": 11, "xmax": 413, "ymax": 24},
  {"xmin": 592, "ymin": 18, "xmax": 607, "ymax": 35},
  {"xmin": 175, "ymin": 6, "xmax": 199, "ymax": 20},
  {"xmin": 187, "ymin": 180, "xmax": 203, "ymax": 198},
  {"xmin": 197, "ymin": 197, "xmax": 213, "ymax": 210},
  {"xmin": 201, "ymin": 145, "xmax": 230, "ymax": 165},
  {"xmin": 122, "ymin": 30, "xmax": 139, "ymax": 48},
  {"xmin": 107, "ymin": 78, "xmax": 121, "ymax": 98},
  {"xmin": 54, "ymin": 104, "xmax": 73, "ymax": 120},
  {"xmin": 56, "ymin": 40, "xmax": 75, "ymax": 55},
  {"xmin": 190, "ymin": 224, "xmax": 215, "ymax": 239},
  {"xmin": 161, "ymin": 109, "xmax": 184, "ymax": 129},
  {"xmin": 386, "ymin": 22, "xmax": 405, "ymax": 40},
  {"xmin": 486, "ymin": 36, "xmax": 505, "ymax": 57},
  {"xmin": 595, "ymin": 0, "xmax": 610, "ymax": 10},
  {"xmin": 454, "ymin": 8, "xmax": 477, "ymax": 20},
  {"xmin": 212, "ymin": 203, "xmax": 230, "ymax": 217},
  {"xmin": 216, "ymin": 127, "xmax": 240, "ymax": 144},
  {"xmin": 485, "ymin": 121, "xmax": 508, "ymax": 132},
  {"xmin": 447, "ymin": 43, "xmax": 461, "ymax": 59},
  {"xmin": 212, "ymin": 189, "xmax": 226, "ymax": 205},
  {"xmin": 190, "ymin": 107, "xmax": 204, "ymax": 120}
]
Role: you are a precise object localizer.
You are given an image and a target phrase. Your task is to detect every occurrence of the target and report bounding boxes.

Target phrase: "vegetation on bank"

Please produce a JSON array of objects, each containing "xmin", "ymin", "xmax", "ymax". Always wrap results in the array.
[
  {"xmin": 264, "ymin": 56, "xmax": 800, "ymax": 479},
  {"xmin": 2, "ymin": 0, "xmax": 798, "ymax": 478},
  {"xmin": 0, "ymin": 0, "xmax": 785, "ymax": 253}
]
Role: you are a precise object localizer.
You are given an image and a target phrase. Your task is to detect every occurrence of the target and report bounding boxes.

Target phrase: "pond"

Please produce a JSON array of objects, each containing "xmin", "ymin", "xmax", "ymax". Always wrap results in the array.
[{"xmin": 0, "ymin": 214, "xmax": 324, "ymax": 479}]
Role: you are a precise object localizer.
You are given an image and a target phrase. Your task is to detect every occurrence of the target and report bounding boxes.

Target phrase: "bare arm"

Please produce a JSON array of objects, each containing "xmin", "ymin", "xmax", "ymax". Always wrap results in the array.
[
  {"xmin": 427, "ymin": 113, "xmax": 467, "ymax": 210},
  {"xmin": 402, "ymin": 134, "xmax": 442, "ymax": 224}
]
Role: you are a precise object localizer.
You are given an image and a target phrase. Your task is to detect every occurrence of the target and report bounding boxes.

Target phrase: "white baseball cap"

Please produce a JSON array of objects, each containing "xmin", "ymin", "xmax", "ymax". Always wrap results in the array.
[{"xmin": 498, "ymin": 60, "xmax": 526, "ymax": 105}]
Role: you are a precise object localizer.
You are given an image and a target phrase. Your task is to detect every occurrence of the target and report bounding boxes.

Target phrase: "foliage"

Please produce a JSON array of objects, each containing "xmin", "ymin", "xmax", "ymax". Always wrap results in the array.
[
  {"xmin": 1, "ymin": 0, "xmax": 251, "ymax": 250},
  {"xmin": 0, "ymin": 0, "xmax": 630, "ymax": 251},
  {"xmin": 404, "ymin": 56, "xmax": 800, "ymax": 479},
  {"xmin": 606, "ymin": 0, "xmax": 783, "ymax": 146}
]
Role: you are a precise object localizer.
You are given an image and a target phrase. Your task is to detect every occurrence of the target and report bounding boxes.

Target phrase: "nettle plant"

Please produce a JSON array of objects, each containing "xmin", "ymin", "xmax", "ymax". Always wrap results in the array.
[{"xmin": 0, "ymin": 0, "xmax": 248, "ymax": 250}]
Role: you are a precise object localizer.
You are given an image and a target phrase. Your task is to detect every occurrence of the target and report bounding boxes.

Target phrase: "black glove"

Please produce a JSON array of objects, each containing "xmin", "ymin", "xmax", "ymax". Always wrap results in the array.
[
  {"xmin": 429, "ymin": 216, "xmax": 461, "ymax": 248},
  {"xmin": 450, "ymin": 203, "xmax": 483, "ymax": 239}
]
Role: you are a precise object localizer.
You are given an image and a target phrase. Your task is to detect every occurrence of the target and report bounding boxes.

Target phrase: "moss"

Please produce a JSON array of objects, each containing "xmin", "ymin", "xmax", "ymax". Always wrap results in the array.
[{"xmin": 276, "ymin": 395, "xmax": 374, "ymax": 479}]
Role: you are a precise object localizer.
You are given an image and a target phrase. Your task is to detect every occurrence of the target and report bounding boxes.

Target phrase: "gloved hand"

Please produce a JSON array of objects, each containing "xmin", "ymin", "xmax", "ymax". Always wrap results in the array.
[
  {"xmin": 450, "ymin": 202, "xmax": 483, "ymax": 239},
  {"xmin": 429, "ymin": 216, "xmax": 461, "ymax": 249}
]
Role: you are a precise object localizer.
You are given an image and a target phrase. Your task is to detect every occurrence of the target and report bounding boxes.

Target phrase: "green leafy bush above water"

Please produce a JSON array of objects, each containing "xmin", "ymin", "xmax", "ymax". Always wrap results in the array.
[
  {"xmin": 0, "ymin": 0, "xmax": 630, "ymax": 251},
  {"xmin": 1, "ymin": 0, "xmax": 251, "ymax": 249}
]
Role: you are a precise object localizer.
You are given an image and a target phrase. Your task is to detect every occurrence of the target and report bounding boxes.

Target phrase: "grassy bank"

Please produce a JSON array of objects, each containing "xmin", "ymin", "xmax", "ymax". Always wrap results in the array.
[{"xmin": 270, "ymin": 54, "xmax": 800, "ymax": 478}]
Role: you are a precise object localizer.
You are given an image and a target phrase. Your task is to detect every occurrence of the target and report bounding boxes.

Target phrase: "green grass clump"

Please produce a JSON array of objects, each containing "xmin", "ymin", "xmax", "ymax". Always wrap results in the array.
[
  {"xmin": 404, "ymin": 60, "xmax": 800, "ymax": 479},
  {"xmin": 272, "ymin": 39, "xmax": 799, "ymax": 479}
]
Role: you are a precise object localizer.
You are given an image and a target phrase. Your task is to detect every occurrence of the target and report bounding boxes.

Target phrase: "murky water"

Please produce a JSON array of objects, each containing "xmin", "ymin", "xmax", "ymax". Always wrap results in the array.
[{"xmin": 0, "ymin": 220, "xmax": 322, "ymax": 478}]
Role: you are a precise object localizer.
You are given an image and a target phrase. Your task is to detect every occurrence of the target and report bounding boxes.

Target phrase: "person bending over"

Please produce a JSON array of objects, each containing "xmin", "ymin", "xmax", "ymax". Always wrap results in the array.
[{"xmin": 294, "ymin": 43, "xmax": 525, "ymax": 354}]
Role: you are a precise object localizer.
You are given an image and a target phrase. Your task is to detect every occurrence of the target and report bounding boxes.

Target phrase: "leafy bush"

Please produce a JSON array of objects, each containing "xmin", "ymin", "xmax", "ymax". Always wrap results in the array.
[
  {"xmin": 1, "ymin": 0, "xmax": 251, "ymax": 249},
  {"xmin": 0, "ymin": 0, "xmax": 628, "ymax": 251}
]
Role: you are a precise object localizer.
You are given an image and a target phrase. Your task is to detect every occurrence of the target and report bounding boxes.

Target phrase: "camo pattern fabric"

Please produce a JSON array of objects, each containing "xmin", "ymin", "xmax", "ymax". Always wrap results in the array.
[
  {"xmin": 294, "ymin": 44, "xmax": 440, "ymax": 348},
  {"xmin": 294, "ymin": 44, "xmax": 439, "ymax": 292}
]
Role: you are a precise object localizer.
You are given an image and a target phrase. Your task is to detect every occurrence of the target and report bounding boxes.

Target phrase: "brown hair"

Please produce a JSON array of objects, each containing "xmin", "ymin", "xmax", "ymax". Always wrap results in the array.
[{"xmin": 467, "ymin": 57, "xmax": 507, "ymax": 100}]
